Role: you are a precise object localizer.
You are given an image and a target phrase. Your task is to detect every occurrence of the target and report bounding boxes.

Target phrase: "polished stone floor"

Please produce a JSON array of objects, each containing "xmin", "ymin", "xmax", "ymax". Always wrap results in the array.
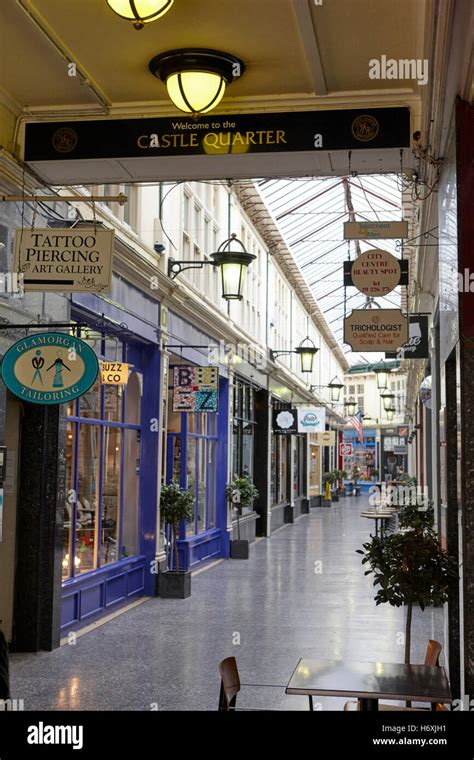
[{"xmin": 10, "ymin": 495, "xmax": 444, "ymax": 711}]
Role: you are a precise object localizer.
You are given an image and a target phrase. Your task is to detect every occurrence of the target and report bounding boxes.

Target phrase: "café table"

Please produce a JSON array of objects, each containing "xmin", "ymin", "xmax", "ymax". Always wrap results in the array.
[
  {"xmin": 286, "ymin": 659, "xmax": 452, "ymax": 711},
  {"xmin": 360, "ymin": 510, "xmax": 395, "ymax": 537}
]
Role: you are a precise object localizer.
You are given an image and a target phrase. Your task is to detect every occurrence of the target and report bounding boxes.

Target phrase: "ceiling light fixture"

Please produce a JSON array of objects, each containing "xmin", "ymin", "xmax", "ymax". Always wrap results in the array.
[
  {"xmin": 149, "ymin": 48, "xmax": 245, "ymax": 116},
  {"xmin": 106, "ymin": 0, "xmax": 174, "ymax": 30},
  {"xmin": 271, "ymin": 338, "xmax": 319, "ymax": 375}
]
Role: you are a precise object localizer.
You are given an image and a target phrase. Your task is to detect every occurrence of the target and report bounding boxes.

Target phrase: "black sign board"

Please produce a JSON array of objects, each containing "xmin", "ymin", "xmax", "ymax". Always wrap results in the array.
[
  {"xmin": 272, "ymin": 408, "xmax": 297, "ymax": 435},
  {"xmin": 344, "ymin": 259, "xmax": 409, "ymax": 287},
  {"xmin": 24, "ymin": 108, "xmax": 410, "ymax": 162},
  {"xmin": 385, "ymin": 314, "xmax": 429, "ymax": 359}
]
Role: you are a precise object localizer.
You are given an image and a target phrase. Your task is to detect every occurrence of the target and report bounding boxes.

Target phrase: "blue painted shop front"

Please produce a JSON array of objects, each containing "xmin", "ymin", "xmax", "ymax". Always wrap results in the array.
[
  {"xmin": 166, "ymin": 312, "xmax": 230, "ymax": 570},
  {"xmin": 60, "ymin": 283, "xmax": 160, "ymax": 632}
]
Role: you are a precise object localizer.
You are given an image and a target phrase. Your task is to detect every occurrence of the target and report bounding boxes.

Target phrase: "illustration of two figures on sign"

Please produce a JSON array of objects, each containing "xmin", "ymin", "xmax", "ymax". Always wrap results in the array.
[{"xmin": 31, "ymin": 349, "xmax": 71, "ymax": 387}]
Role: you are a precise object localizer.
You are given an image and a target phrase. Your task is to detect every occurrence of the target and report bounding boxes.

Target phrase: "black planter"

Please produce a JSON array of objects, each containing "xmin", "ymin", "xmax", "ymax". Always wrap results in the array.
[
  {"xmin": 159, "ymin": 571, "xmax": 191, "ymax": 599},
  {"xmin": 322, "ymin": 499, "xmax": 332, "ymax": 508},
  {"xmin": 339, "ymin": 489, "xmax": 346, "ymax": 498},
  {"xmin": 332, "ymin": 491, "xmax": 339, "ymax": 502},
  {"xmin": 230, "ymin": 540, "xmax": 249, "ymax": 559}
]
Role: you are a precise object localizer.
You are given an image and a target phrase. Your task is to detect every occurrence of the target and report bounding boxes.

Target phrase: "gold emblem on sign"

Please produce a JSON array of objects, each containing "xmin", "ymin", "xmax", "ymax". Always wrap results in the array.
[
  {"xmin": 351, "ymin": 115, "xmax": 379, "ymax": 142},
  {"xmin": 52, "ymin": 127, "xmax": 78, "ymax": 153}
]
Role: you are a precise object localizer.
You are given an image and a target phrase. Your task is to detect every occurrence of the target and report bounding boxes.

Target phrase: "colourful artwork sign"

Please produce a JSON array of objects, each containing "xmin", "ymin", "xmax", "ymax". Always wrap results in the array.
[
  {"xmin": 1, "ymin": 332, "xmax": 99, "ymax": 405},
  {"xmin": 173, "ymin": 366, "xmax": 219, "ymax": 413}
]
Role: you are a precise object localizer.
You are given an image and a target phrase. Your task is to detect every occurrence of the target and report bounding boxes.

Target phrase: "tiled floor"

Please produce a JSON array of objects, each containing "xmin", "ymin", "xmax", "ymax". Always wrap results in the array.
[{"xmin": 10, "ymin": 495, "xmax": 444, "ymax": 711}]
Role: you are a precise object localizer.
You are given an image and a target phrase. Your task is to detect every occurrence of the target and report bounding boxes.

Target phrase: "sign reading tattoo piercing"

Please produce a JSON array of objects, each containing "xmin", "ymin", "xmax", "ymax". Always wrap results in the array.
[
  {"xmin": 13, "ymin": 228, "xmax": 114, "ymax": 293},
  {"xmin": 1, "ymin": 332, "xmax": 99, "ymax": 404},
  {"xmin": 173, "ymin": 366, "xmax": 219, "ymax": 413}
]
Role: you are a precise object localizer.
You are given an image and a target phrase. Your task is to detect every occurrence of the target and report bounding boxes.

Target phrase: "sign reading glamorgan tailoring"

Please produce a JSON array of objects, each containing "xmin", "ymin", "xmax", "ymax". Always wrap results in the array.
[
  {"xmin": 344, "ymin": 309, "xmax": 408, "ymax": 352},
  {"xmin": 24, "ymin": 108, "xmax": 410, "ymax": 161},
  {"xmin": 173, "ymin": 366, "xmax": 219, "ymax": 413},
  {"xmin": 1, "ymin": 332, "xmax": 99, "ymax": 405},
  {"xmin": 13, "ymin": 228, "xmax": 114, "ymax": 293}
]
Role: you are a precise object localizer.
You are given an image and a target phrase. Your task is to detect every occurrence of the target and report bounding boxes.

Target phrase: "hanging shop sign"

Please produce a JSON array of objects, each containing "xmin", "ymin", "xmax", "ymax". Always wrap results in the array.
[
  {"xmin": 316, "ymin": 431, "xmax": 336, "ymax": 446},
  {"xmin": 344, "ymin": 251, "xmax": 408, "ymax": 296},
  {"xmin": 100, "ymin": 362, "xmax": 130, "ymax": 385},
  {"xmin": 339, "ymin": 442, "xmax": 353, "ymax": 456},
  {"xmin": 343, "ymin": 221, "xmax": 409, "ymax": 239},
  {"xmin": 343, "ymin": 309, "xmax": 408, "ymax": 352},
  {"xmin": 1, "ymin": 332, "xmax": 99, "ymax": 405},
  {"xmin": 13, "ymin": 228, "xmax": 114, "ymax": 293},
  {"xmin": 385, "ymin": 315, "xmax": 429, "ymax": 359},
  {"xmin": 272, "ymin": 408, "xmax": 297, "ymax": 435},
  {"xmin": 297, "ymin": 407, "xmax": 326, "ymax": 433},
  {"xmin": 393, "ymin": 444, "xmax": 407, "ymax": 455},
  {"xmin": 398, "ymin": 426, "xmax": 409, "ymax": 437},
  {"xmin": 173, "ymin": 366, "xmax": 219, "ymax": 413},
  {"xmin": 25, "ymin": 109, "xmax": 410, "ymax": 163}
]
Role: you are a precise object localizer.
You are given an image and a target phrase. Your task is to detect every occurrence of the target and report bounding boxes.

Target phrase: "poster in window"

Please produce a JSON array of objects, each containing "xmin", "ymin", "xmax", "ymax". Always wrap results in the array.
[{"xmin": 173, "ymin": 366, "xmax": 219, "ymax": 413}]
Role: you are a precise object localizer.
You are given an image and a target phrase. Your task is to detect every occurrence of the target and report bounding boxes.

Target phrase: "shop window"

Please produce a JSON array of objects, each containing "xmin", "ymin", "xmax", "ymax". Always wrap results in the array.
[
  {"xmin": 167, "ymin": 383, "xmax": 218, "ymax": 537},
  {"xmin": 231, "ymin": 381, "xmax": 257, "ymax": 517},
  {"xmin": 309, "ymin": 444, "xmax": 320, "ymax": 496},
  {"xmin": 293, "ymin": 435, "xmax": 305, "ymax": 498},
  {"xmin": 63, "ymin": 356, "xmax": 143, "ymax": 581}
]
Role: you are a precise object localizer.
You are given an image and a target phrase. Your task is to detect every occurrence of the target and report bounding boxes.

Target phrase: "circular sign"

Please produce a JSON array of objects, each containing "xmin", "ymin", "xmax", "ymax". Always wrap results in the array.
[
  {"xmin": 351, "ymin": 250, "xmax": 401, "ymax": 296},
  {"xmin": 1, "ymin": 332, "xmax": 99, "ymax": 405},
  {"xmin": 351, "ymin": 115, "xmax": 379, "ymax": 142}
]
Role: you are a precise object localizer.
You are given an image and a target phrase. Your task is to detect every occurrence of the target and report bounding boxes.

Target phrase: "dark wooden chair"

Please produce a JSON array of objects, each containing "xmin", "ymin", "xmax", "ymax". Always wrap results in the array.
[{"xmin": 218, "ymin": 656, "xmax": 286, "ymax": 711}]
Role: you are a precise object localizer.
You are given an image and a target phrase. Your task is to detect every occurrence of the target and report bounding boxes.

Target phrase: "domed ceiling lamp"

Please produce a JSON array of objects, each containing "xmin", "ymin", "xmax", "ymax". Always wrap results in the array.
[
  {"xmin": 106, "ymin": 0, "xmax": 174, "ymax": 30},
  {"xmin": 149, "ymin": 49, "xmax": 245, "ymax": 116}
]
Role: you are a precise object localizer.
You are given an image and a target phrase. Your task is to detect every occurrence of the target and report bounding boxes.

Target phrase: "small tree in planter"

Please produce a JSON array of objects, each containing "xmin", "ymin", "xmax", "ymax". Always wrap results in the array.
[
  {"xmin": 322, "ymin": 471, "xmax": 336, "ymax": 505},
  {"xmin": 357, "ymin": 527, "xmax": 457, "ymax": 671},
  {"xmin": 159, "ymin": 483, "xmax": 195, "ymax": 598},
  {"xmin": 226, "ymin": 477, "xmax": 259, "ymax": 559}
]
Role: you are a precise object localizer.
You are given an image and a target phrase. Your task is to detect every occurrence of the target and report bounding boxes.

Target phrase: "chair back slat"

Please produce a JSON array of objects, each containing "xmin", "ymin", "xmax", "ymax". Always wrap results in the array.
[
  {"xmin": 424, "ymin": 640, "xmax": 442, "ymax": 667},
  {"xmin": 218, "ymin": 657, "xmax": 241, "ymax": 711}
]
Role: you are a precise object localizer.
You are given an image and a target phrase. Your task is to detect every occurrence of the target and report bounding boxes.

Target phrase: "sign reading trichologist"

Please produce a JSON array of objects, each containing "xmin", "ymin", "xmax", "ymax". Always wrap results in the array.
[
  {"xmin": 1, "ymin": 332, "xmax": 99, "ymax": 405},
  {"xmin": 344, "ymin": 309, "xmax": 408, "ymax": 352},
  {"xmin": 13, "ymin": 228, "xmax": 114, "ymax": 292}
]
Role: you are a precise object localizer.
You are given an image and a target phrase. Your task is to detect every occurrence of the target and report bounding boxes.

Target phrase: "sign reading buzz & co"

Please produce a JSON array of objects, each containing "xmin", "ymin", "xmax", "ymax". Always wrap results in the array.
[
  {"xmin": 101, "ymin": 362, "xmax": 130, "ymax": 385},
  {"xmin": 1, "ymin": 332, "xmax": 99, "ymax": 405},
  {"xmin": 344, "ymin": 309, "xmax": 408, "ymax": 352},
  {"xmin": 13, "ymin": 228, "xmax": 114, "ymax": 293}
]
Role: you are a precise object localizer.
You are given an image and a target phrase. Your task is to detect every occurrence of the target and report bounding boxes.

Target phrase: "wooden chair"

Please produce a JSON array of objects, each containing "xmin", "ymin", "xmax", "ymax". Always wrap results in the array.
[
  {"xmin": 218, "ymin": 657, "xmax": 241, "ymax": 711},
  {"xmin": 218, "ymin": 656, "xmax": 286, "ymax": 711},
  {"xmin": 344, "ymin": 640, "xmax": 445, "ymax": 712}
]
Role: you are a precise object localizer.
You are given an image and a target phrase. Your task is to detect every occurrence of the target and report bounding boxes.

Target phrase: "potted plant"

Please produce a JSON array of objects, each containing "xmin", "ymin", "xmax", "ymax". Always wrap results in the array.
[
  {"xmin": 159, "ymin": 482, "xmax": 195, "ymax": 598},
  {"xmin": 357, "ymin": 521, "xmax": 457, "ymax": 703},
  {"xmin": 322, "ymin": 471, "xmax": 336, "ymax": 507},
  {"xmin": 226, "ymin": 477, "xmax": 259, "ymax": 559}
]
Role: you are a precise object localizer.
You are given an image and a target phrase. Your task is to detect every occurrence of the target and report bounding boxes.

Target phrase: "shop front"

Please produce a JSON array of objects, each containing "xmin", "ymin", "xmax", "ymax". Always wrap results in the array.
[
  {"xmin": 342, "ymin": 428, "xmax": 378, "ymax": 490},
  {"xmin": 60, "ymin": 285, "xmax": 160, "ymax": 633},
  {"xmin": 164, "ymin": 312, "xmax": 229, "ymax": 569},
  {"xmin": 270, "ymin": 402, "xmax": 308, "ymax": 531},
  {"xmin": 230, "ymin": 376, "xmax": 261, "ymax": 543}
]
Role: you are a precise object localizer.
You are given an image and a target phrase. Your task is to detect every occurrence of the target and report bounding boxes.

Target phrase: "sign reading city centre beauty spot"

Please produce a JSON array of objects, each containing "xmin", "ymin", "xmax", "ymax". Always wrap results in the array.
[
  {"xmin": 1, "ymin": 332, "xmax": 99, "ymax": 405},
  {"xmin": 344, "ymin": 309, "xmax": 408, "ymax": 352},
  {"xmin": 350, "ymin": 250, "xmax": 402, "ymax": 297},
  {"xmin": 13, "ymin": 228, "xmax": 114, "ymax": 293}
]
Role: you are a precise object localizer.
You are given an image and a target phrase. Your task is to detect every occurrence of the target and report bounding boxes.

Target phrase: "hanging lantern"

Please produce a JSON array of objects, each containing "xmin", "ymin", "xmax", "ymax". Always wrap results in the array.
[
  {"xmin": 149, "ymin": 49, "xmax": 245, "ymax": 115},
  {"xmin": 328, "ymin": 376, "xmax": 344, "ymax": 403},
  {"xmin": 345, "ymin": 399, "xmax": 357, "ymax": 416},
  {"xmin": 107, "ymin": 0, "xmax": 174, "ymax": 29},
  {"xmin": 375, "ymin": 365, "xmax": 389, "ymax": 390},
  {"xmin": 210, "ymin": 234, "xmax": 256, "ymax": 301},
  {"xmin": 295, "ymin": 337, "xmax": 319, "ymax": 374},
  {"xmin": 381, "ymin": 391, "xmax": 396, "ymax": 412},
  {"xmin": 386, "ymin": 407, "xmax": 396, "ymax": 421}
]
